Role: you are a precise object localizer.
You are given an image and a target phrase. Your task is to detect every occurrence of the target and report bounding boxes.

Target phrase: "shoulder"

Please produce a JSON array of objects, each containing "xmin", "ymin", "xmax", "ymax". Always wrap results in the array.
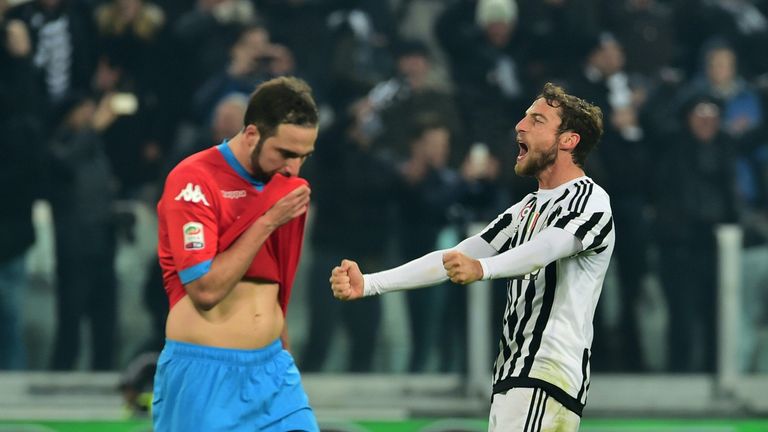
[
  {"xmin": 162, "ymin": 149, "xmax": 222, "ymax": 203},
  {"xmin": 166, "ymin": 149, "xmax": 219, "ymax": 186},
  {"xmin": 505, "ymin": 193, "xmax": 537, "ymax": 214},
  {"xmin": 584, "ymin": 179, "xmax": 611, "ymax": 210},
  {"xmin": 557, "ymin": 177, "xmax": 612, "ymax": 214}
]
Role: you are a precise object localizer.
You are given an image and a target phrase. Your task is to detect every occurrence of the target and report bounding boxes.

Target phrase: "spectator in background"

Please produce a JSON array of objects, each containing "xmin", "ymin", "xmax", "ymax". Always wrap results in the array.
[
  {"xmin": 254, "ymin": 0, "xmax": 339, "ymax": 104},
  {"xmin": 0, "ymin": 5, "xmax": 45, "ymax": 370},
  {"xmin": 597, "ymin": 103, "xmax": 651, "ymax": 372},
  {"xmin": 397, "ymin": 118, "xmax": 465, "ymax": 372},
  {"xmin": 516, "ymin": 0, "xmax": 601, "ymax": 85},
  {"xmin": 653, "ymin": 95, "xmax": 738, "ymax": 372},
  {"xmin": 362, "ymin": 39, "xmax": 464, "ymax": 166},
  {"xmin": 565, "ymin": 32, "xmax": 632, "ymax": 129},
  {"xmin": 681, "ymin": 40, "xmax": 763, "ymax": 140},
  {"xmin": 170, "ymin": 0, "xmax": 256, "ymax": 121},
  {"xmin": 94, "ymin": 0, "xmax": 165, "ymax": 95},
  {"xmin": 92, "ymin": 52, "xmax": 163, "ymax": 199},
  {"xmin": 48, "ymin": 91, "xmax": 119, "ymax": 370},
  {"xmin": 673, "ymin": 0, "xmax": 768, "ymax": 80},
  {"xmin": 7, "ymin": 0, "xmax": 96, "ymax": 105},
  {"xmin": 603, "ymin": 0, "xmax": 678, "ymax": 81},
  {"xmin": 435, "ymin": 0, "xmax": 530, "ymax": 195},
  {"xmin": 326, "ymin": 5, "xmax": 395, "ymax": 112},
  {"xmin": 566, "ymin": 32, "xmax": 652, "ymax": 371},
  {"xmin": 193, "ymin": 23, "xmax": 295, "ymax": 124},
  {"xmin": 301, "ymin": 101, "xmax": 399, "ymax": 372},
  {"xmin": 170, "ymin": 92, "xmax": 249, "ymax": 170}
]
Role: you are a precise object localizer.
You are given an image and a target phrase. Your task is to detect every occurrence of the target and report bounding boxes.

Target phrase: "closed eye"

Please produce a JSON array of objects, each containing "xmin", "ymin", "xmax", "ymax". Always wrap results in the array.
[{"xmin": 279, "ymin": 149, "xmax": 313, "ymax": 161}]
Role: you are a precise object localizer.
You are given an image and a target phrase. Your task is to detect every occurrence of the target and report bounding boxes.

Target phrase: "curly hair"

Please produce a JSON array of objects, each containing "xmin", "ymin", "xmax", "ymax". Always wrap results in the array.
[{"xmin": 538, "ymin": 82, "xmax": 604, "ymax": 167}]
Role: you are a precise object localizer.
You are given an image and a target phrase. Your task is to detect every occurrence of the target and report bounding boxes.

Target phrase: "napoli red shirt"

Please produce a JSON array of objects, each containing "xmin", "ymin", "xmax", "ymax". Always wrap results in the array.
[{"xmin": 157, "ymin": 142, "xmax": 308, "ymax": 313}]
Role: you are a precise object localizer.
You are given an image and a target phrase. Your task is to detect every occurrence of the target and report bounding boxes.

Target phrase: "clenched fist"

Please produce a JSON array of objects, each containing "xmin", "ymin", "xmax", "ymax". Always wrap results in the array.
[
  {"xmin": 442, "ymin": 250, "xmax": 483, "ymax": 284},
  {"xmin": 330, "ymin": 259, "xmax": 364, "ymax": 300}
]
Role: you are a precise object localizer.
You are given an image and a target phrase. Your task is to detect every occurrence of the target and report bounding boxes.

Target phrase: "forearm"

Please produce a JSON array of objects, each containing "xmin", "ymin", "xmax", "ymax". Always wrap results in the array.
[
  {"xmin": 186, "ymin": 218, "xmax": 276, "ymax": 309},
  {"xmin": 363, "ymin": 235, "xmax": 497, "ymax": 296},
  {"xmin": 363, "ymin": 250, "xmax": 447, "ymax": 296},
  {"xmin": 478, "ymin": 228, "xmax": 582, "ymax": 280}
]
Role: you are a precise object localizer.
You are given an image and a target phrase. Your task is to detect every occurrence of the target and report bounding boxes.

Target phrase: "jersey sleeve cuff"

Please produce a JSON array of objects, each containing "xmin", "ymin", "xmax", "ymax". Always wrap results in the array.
[
  {"xmin": 179, "ymin": 259, "xmax": 212, "ymax": 284},
  {"xmin": 479, "ymin": 259, "xmax": 492, "ymax": 281},
  {"xmin": 363, "ymin": 274, "xmax": 380, "ymax": 296}
]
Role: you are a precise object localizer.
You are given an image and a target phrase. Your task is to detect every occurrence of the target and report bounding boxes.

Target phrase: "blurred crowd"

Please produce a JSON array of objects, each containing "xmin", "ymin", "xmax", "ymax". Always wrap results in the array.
[{"xmin": 2, "ymin": 0, "xmax": 768, "ymax": 375}]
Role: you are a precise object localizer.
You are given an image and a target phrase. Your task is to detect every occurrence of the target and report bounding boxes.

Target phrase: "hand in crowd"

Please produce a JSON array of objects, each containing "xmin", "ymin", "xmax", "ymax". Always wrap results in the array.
[
  {"xmin": 330, "ymin": 260, "xmax": 364, "ymax": 301},
  {"xmin": 461, "ymin": 146, "xmax": 500, "ymax": 182},
  {"xmin": 4, "ymin": 19, "xmax": 31, "ymax": 58},
  {"xmin": 91, "ymin": 93, "xmax": 119, "ymax": 132}
]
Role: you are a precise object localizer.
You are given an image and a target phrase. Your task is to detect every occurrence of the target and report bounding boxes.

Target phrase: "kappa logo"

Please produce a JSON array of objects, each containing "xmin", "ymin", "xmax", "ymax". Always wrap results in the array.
[
  {"xmin": 221, "ymin": 190, "xmax": 247, "ymax": 199},
  {"xmin": 175, "ymin": 183, "xmax": 210, "ymax": 206}
]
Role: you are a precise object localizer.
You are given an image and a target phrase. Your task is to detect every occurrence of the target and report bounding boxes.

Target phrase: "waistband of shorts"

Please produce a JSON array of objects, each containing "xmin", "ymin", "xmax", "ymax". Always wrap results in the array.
[{"xmin": 162, "ymin": 338, "xmax": 283, "ymax": 366}]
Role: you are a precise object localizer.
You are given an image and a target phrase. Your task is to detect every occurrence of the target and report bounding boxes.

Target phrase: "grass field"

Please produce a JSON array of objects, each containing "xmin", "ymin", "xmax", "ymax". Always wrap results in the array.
[{"xmin": 2, "ymin": 419, "xmax": 768, "ymax": 431}]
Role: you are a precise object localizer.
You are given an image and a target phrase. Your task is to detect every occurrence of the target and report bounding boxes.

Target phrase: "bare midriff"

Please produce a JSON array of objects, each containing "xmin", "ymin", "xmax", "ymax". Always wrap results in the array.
[{"xmin": 166, "ymin": 280, "xmax": 283, "ymax": 349}]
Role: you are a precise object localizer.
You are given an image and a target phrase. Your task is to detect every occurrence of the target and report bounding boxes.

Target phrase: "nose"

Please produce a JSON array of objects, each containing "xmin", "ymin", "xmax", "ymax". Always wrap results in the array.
[
  {"xmin": 282, "ymin": 158, "xmax": 302, "ymax": 177},
  {"xmin": 515, "ymin": 117, "xmax": 526, "ymax": 133}
]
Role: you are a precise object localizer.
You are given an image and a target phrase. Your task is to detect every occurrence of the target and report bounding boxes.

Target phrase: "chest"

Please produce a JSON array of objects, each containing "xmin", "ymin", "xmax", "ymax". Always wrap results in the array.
[
  {"xmin": 504, "ymin": 199, "xmax": 558, "ymax": 244},
  {"xmin": 214, "ymin": 178, "xmax": 264, "ymax": 233}
]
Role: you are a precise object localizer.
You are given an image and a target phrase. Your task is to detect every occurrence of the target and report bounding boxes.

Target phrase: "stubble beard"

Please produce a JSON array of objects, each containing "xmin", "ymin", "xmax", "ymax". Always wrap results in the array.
[
  {"xmin": 249, "ymin": 137, "xmax": 273, "ymax": 183},
  {"xmin": 515, "ymin": 138, "xmax": 558, "ymax": 178}
]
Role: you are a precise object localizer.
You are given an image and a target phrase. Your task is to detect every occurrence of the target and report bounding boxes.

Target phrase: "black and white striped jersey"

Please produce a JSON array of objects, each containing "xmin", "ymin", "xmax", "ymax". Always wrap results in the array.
[{"xmin": 479, "ymin": 176, "xmax": 614, "ymax": 416}]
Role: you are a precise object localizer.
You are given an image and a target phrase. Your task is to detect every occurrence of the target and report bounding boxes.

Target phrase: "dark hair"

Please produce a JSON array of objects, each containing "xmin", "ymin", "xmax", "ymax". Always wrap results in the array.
[
  {"xmin": 407, "ymin": 113, "xmax": 447, "ymax": 143},
  {"xmin": 538, "ymin": 82, "xmax": 603, "ymax": 167},
  {"xmin": 243, "ymin": 76, "xmax": 319, "ymax": 140},
  {"xmin": 392, "ymin": 38, "xmax": 430, "ymax": 60}
]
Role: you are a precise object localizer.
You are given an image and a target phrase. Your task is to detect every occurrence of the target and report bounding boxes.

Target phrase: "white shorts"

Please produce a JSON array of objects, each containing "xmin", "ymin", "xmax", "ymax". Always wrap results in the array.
[{"xmin": 488, "ymin": 387, "xmax": 581, "ymax": 432}]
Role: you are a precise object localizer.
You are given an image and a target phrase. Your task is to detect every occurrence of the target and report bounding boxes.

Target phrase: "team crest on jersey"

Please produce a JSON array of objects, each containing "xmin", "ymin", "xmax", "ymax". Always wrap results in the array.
[
  {"xmin": 183, "ymin": 222, "xmax": 205, "ymax": 250},
  {"xmin": 518, "ymin": 202, "xmax": 534, "ymax": 220},
  {"xmin": 175, "ymin": 183, "xmax": 210, "ymax": 206}
]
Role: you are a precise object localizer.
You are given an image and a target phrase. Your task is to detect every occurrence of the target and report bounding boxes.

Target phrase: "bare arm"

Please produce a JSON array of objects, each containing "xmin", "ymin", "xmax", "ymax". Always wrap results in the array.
[{"xmin": 185, "ymin": 186, "xmax": 310, "ymax": 310}]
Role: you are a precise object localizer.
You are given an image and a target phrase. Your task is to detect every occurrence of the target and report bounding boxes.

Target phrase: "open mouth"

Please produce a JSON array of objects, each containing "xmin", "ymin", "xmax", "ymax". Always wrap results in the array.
[{"xmin": 517, "ymin": 141, "xmax": 529, "ymax": 161}]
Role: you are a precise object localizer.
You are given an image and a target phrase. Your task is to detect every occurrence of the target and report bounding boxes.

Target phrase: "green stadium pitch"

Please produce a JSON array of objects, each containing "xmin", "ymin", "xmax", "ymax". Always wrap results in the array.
[{"xmin": 1, "ymin": 419, "xmax": 768, "ymax": 431}]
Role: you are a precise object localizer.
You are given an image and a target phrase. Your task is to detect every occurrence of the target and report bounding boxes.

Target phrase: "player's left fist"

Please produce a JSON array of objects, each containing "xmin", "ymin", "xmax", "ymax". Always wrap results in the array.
[{"xmin": 442, "ymin": 250, "xmax": 483, "ymax": 285}]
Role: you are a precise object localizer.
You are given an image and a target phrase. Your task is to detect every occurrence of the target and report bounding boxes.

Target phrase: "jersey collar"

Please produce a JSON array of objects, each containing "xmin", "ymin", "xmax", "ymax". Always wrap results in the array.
[{"xmin": 217, "ymin": 140, "xmax": 265, "ymax": 191}]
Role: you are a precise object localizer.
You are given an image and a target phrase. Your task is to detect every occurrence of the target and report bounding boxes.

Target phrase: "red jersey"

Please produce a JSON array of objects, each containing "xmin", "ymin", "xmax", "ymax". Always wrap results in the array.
[{"xmin": 157, "ymin": 142, "xmax": 308, "ymax": 313}]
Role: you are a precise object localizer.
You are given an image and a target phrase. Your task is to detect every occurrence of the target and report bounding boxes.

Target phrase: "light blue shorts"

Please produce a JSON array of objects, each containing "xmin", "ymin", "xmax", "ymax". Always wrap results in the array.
[{"xmin": 152, "ymin": 339, "xmax": 318, "ymax": 431}]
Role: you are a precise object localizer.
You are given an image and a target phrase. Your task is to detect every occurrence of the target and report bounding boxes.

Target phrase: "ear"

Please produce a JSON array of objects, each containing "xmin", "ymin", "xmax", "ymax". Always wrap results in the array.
[
  {"xmin": 243, "ymin": 124, "xmax": 260, "ymax": 148},
  {"xmin": 559, "ymin": 131, "xmax": 581, "ymax": 152}
]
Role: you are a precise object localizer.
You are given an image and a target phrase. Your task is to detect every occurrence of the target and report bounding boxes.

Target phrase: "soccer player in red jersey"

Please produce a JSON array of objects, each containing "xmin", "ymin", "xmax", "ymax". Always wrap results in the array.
[{"xmin": 153, "ymin": 77, "xmax": 319, "ymax": 431}]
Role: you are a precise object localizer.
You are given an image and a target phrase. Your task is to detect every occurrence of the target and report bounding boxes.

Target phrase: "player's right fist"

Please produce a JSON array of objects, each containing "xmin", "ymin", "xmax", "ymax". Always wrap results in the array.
[{"xmin": 330, "ymin": 259, "xmax": 364, "ymax": 300}]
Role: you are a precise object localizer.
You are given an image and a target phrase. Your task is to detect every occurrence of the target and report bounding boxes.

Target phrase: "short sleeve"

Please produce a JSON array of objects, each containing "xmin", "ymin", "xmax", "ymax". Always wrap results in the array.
[{"xmin": 159, "ymin": 166, "xmax": 219, "ymax": 284}]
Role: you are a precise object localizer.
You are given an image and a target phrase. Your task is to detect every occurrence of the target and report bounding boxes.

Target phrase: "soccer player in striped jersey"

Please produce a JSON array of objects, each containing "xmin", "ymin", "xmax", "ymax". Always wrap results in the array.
[{"xmin": 331, "ymin": 82, "xmax": 612, "ymax": 432}]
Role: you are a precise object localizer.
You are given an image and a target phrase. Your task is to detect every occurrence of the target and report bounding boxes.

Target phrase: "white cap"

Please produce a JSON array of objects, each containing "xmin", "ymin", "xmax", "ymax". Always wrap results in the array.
[{"xmin": 476, "ymin": 0, "xmax": 518, "ymax": 27}]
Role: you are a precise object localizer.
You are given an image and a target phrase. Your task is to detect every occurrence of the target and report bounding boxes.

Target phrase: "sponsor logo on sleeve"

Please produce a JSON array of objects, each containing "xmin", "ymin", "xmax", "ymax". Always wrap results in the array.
[
  {"xmin": 183, "ymin": 222, "xmax": 205, "ymax": 250},
  {"xmin": 175, "ymin": 183, "xmax": 210, "ymax": 206}
]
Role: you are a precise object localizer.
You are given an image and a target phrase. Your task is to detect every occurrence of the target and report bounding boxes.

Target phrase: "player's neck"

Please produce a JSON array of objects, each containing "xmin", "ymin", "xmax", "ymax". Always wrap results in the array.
[
  {"xmin": 536, "ymin": 161, "xmax": 585, "ymax": 190},
  {"xmin": 227, "ymin": 132, "xmax": 257, "ymax": 176}
]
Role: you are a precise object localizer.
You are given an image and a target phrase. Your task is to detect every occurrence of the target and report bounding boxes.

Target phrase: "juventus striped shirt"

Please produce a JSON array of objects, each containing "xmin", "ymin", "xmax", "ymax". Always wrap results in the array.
[{"xmin": 480, "ymin": 176, "xmax": 614, "ymax": 416}]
